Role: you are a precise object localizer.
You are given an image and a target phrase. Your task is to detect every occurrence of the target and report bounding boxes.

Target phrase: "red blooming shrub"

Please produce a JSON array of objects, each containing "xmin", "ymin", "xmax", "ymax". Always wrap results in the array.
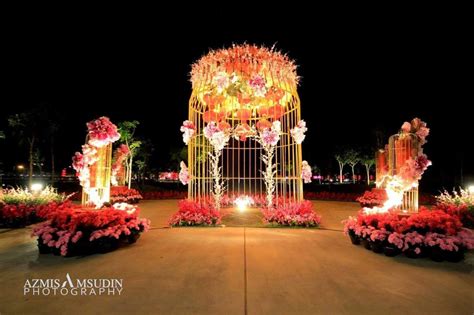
[
  {"xmin": 110, "ymin": 186, "xmax": 143, "ymax": 204},
  {"xmin": 32, "ymin": 203, "xmax": 150, "ymax": 256},
  {"xmin": 141, "ymin": 190, "xmax": 187, "ymax": 200},
  {"xmin": 261, "ymin": 200, "xmax": 321, "ymax": 227},
  {"xmin": 0, "ymin": 201, "xmax": 65, "ymax": 228},
  {"xmin": 343, "ymin": 206, "xmax": 473, "ymax": 260},
  {"xmin": 405, "ymin": 207, "xmax": 463, "ymax": 235},
  {"xmin": 356, "ymin": 189, "xmax": 387, "ymax": 207},
  {"xmin": 304, "ymin": 191, "xmax": 359, "ymax": 202},
  {"xmin": 169, "ymin": 199, "xmax": 222, "ymax": 226}
]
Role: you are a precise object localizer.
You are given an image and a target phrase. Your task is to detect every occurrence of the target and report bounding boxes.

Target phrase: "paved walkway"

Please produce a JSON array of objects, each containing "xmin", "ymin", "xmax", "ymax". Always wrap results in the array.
[{"xmin": 0, "ymin": 201, "xmax": 472, "ymax": 314}]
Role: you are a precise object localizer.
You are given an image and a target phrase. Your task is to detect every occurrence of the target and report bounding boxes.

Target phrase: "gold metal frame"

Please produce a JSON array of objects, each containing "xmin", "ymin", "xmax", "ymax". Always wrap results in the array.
[
  {"xmin": 82, "ymin": 138, "xmax": 112, "ymax": 206},
  {"xmin": 187, "ymin": 62, "xmax": 303, "ymax": 206}
]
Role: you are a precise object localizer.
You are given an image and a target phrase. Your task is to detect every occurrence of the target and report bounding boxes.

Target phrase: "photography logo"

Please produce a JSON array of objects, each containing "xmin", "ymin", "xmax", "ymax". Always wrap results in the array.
[{"xmin": 24, "ymin": 273, "xmax": 123, "ymax": 296}]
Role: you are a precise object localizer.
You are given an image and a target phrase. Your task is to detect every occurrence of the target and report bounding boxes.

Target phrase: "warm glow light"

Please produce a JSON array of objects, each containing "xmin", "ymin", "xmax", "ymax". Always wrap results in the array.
[
  {"xmin": 17, "ymin": 165, "xmax": 24, "ymax": 170},
  {"xmin": 468, "ymin": 185, "xmax": 474, "ymax": 195},
  {"xmin": 31, "ymin": 183, "xmax": 43, "ymax": 192},
  {"xmin": 235, "ymin": 196, "xmax": 254, "ymax": 212},
  {"xmin": 363, "ymin": 175, "xmax": 417, "ymax": 214}
]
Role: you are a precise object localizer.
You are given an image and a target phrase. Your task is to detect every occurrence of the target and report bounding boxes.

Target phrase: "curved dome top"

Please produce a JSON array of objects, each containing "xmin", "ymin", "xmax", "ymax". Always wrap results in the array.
[{"xmin": 190, "ymin": 44, "xmax": 299, "ymax": 89}]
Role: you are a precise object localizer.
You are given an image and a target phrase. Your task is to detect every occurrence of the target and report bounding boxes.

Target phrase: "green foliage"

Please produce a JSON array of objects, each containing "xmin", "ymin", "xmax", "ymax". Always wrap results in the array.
[
  {"xmin": 118, "ymin": 120, "xmax": 140, "ymax": 144},
  {"xmin": 0, "ymin": 130, "xmax": 5, "ymax": 139},
  {"xmin": 361, "ymin": 155, "xmax": 375, "ymax": 169}
]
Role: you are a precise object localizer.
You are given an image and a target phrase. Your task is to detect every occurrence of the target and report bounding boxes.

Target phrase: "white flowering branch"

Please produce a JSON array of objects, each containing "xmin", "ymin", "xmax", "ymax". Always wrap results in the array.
[
  {"xmin": 208, "ymin": 146, "xmax": 226, "ymax": 211},
  {"xmin": 260, "ymin": 143, "xmax": 277, "ymax": 208}
]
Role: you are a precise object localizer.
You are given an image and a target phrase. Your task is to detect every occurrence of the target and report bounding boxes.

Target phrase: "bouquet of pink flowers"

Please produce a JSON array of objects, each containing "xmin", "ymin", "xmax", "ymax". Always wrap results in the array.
[{"xmin": 86, "ymin": 116, "xmax": 120, "ymax": 147}]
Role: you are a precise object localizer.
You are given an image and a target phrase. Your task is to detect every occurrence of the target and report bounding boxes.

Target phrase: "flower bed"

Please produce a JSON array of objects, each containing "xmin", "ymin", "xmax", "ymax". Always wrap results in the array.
[
  {"xmin": 141, "ymin": 190, "xmax": 187, "ymax": 200},
  {"xmin": 436, "ymin": 189, "xmax": 474, "ymax": 228},
  {"xmin": 356, "ymin": 188, "xmax": 387, "ymax": 208},
  {"xmin": 343, "ymin": 207, "xmax": 474, "ymax": 262},
  {"xmin": 0, "ymin": 187, "xmax": 70, "ymax": 228},
  {"xmin": 110, "ymin": 186, "xmax": 143, "ymax": 204},
  {"xmin": 169, "ymin": 199, "xmax": 222, "ymax": 226},
  {"xmin": 33, "ymin": 203, "xmax": 150, "ymax": 257},
  {"xmin": 261, "ymin": 200, "xmax": 321, "ymax": 227}
]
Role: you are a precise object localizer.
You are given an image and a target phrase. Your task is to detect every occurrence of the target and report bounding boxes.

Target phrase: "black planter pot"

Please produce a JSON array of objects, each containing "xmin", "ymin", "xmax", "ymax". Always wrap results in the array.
[
  {"xmin": 348, "ymin": 230, "xmax": 360, "ymax": 245},
  {"xmin": 94, "ymin": 238, "xmax": 120, "ymax": 254},
  {"xmin": 383, "ymin": 245, "xmax": 401, "ymax": 257},
  {"xmin": 445, "ymin": 250, "xmax": 464, "ymax": 262},
  {"xmin": 37, "ymin": 238, "xmax": 51, "ymax": 254},
  {"xmin": 430, "ymin": 247, "xmax": 444, "ymax": 262},
  {"xmin": 127, "ymin": 231, "xmax": 141, "ymax": 244},
  {"xmin": 404, "ymin": 247, "xmax": 423, "ymax": 259},
  {"xmin": 361, "ymin": 239, "xmax": 371, "ymax": 250},
  {"xmin": 371, "ymin": 241, "xmax": 385, "ymax": 253}
]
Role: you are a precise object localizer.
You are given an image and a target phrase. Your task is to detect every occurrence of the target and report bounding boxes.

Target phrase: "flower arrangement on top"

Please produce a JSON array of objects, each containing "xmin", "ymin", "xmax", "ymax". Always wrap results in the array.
[{"xmin": 0, "ymin": 186, "xmax": 70, "ymax": 228}]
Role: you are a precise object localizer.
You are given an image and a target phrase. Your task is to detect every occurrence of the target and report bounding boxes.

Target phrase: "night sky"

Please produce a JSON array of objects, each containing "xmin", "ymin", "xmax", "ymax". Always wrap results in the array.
[{"xmin": 1, "ymin": 23, "xmax": 470, "ymax": 192}]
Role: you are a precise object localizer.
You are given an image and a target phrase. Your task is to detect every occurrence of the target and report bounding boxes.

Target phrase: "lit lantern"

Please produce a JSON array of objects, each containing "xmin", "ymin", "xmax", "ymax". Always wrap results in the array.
[
  {"xmin": 268, "ymin": 105, "xmax": 285, "ymax": 119},
  {"xmin": 236, "ymin": 108, "xmax": 251, "ymax": 122},
  {"xmin": 256, "ymin": 118, "xmax": 272, "ymax": 131}
]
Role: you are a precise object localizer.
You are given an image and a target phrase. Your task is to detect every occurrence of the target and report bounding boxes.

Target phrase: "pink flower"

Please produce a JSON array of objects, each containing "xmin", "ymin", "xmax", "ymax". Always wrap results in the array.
[
  {"xmin": 203, "ymin": 122, "xmax": 219, "ymax": 139},
  {"xmin": 262, "ymin": 129, "xmax": 279, "ymax": 146},
  {"xmin": 401, "ymin": 122, "xmax": 411, "ymax": 133},
  {"xmin": 179, "ymin": 161, "xmax": 190, "ymax": 185},
  {"xmin": 301, "ymin": 161, "xmax": 312, "ymax": 183},
  {"xmin": 72, "ymin": 152, "xmax": 84, "ymax": 172},
  {"xmin": 180, "ymin": 120, "xmax": 196, "ymax": 145},
  {"xmin": 249, "ymin": 74, "xmax": 267, "ymax": 97},
  {"xmin": 290, "ymin": 120, "xmax": 308, "ymax": 144},
  {"xmin": 86, "ymin": 116, "xmax": 120, "ymax": 147},
  {"xmin": 212, "ymin": 72, "xmax": 229, "ymax": 93},
  {"xmin": 416, "ymin": 127, "xmax": 430, "ymax": 144}
]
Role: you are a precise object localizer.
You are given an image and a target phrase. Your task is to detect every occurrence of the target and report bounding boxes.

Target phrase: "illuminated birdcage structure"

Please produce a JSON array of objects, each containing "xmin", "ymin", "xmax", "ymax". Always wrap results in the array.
[
  {"xmin": 389, "ymin": 133, "xmax": 419, "ymax": 212},
  {"xmin": 188, "ymin": 44, "xmax": 303, "ymax": 205},
  {"xmin": 82, "ymin": 138, "xmax": 113, "ymax": 206}
]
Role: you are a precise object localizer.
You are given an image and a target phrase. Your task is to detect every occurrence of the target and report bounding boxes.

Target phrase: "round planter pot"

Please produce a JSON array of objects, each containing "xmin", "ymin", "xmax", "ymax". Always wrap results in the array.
[
  {"xmin": 444, "ymin": 250, "xmax": 464, "ymax": 263},
  {"xmin": 371, "ymin": 241, "xmax": 384, "ymax": 253},
  {"xmin": 127, "ymin": 232, "xmax": 141, "ymax": 244},
  {"xmin": 37, "ymin": 238, "xmax": 51, "ymax": 254},
  {"xmin": 430, "ymin": 247, "xmax": 444, "ymax": 262},
  {"xmin": 94, "ymin": 238, "xmax": 120, "ymax": 254},
  {"xmin": 404, "ymin": 248, "xmax": 422, "ymax": 259},
  {"xmin": 383, "ymin": 245, "xmax": 401, "ymax": 257},
  {"xmin": 361, "ymin": 239, "xmax": 372, "ymax": 250},
  {"xmin": 348, "ymin": 231, "xmax": 360, "ymax": 245}
]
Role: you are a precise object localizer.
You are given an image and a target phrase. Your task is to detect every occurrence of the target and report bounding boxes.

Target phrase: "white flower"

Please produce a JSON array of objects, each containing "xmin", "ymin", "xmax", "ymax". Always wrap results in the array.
[
  {"xmin": 211, "ymin": 131, "xmax": 229, "ymax": 151},
  {"xmin": 302, "ymin": 161, "xmax": 312, "ymax": 183},
  {"xmin": 290, "ymin": 120, "xmax": 308, "ymax": 144},
  {"xmin": 212, "ymin": 72, "xmax": 230, "ymax": 93},
  {"xmin": 272, "ymin": 120, "xmax": 281, "ymax": 133}
]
